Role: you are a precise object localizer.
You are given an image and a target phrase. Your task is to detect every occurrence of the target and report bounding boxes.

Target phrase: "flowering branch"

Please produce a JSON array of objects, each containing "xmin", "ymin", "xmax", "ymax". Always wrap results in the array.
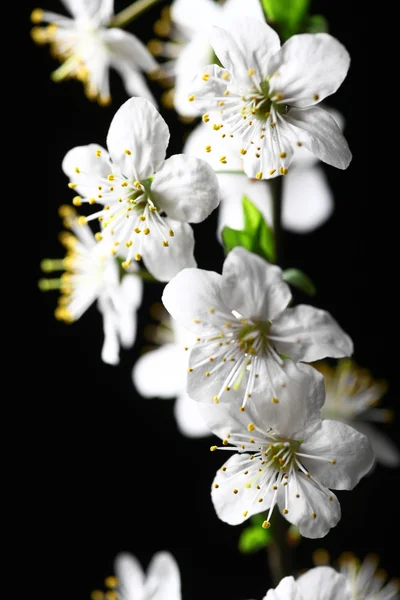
[{"xmin": 110, "ymin": 0, "xmax": 164, "ymax": 28}]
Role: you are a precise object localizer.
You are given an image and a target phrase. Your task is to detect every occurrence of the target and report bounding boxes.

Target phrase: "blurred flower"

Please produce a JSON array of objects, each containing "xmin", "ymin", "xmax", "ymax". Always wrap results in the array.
[
  {"xmin": 261, "ymin": 566, "xmax": 353, "ymax": 599},
  {"xmin": 148, "ymin": 0, "xmax": 264, "ymax": 117},
  {"xmin": 316, "ymin": 360, "xmax": 400, "ymax": 468},
  {"xmin": 39, "ymin": 205, "xmax": 142, "ymax": 365},
  {"xmin": 189, "ymin": 17, "xmax": 352, "ymax": 179},
  {"xmin": 133, "ymin": 312, "xmax": 211, "ymax": 438},
  {"xmin": 200, "ymin": 364, "xmax": 374, "ymax": 538},
  {"xmin": 183, "ymin": 116, "xmax": 346, "ymax": 235},
  {"xmin": 31, "ymin": 0, "xmax": 158, "ymax": 105},
  {"xmin": 62, "ymin": 97, "xmax": 220, "ymax": 282},
  {"xmin": 162, "ymin": 247, "xmax": 353, "ymax": 408},
  {"xmin": 91, "ymin": 551, "xmax": 181, "ymax": 600}
]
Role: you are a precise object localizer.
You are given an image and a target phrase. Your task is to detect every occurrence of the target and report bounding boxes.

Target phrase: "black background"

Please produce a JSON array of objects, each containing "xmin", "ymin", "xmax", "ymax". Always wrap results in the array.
[{"xmin": 23, "ymin": 0, "xmax": 399, "ymax": 598}]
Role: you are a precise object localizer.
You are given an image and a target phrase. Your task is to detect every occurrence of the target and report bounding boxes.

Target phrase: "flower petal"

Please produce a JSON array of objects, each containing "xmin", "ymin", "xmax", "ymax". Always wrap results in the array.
[
  {"xmin": 108, "ymin": 58, "xmax": 157, "ymax": 103},
  {"xmin": 301, "ymin": 420, "xmax": 375, "ymax": 490},
  {"xmin": 242, "ymin": 127, "xmax": 294, "ymax": 181},
  {"xmin": 151, "ymin": 154, "xmax": 220, "ymax": 223},
  {"xmin": 132, "ymin": 344, "xmax": 187, "ymax": 398},
  {"xmin": 281, "ymin": 474, "xmax": 341, "ymax": 538},
  {"xmin": 296, "ymin": 567, "xmax": 352, "ymax": 600},
  {"xmin": 352, "ymin": 421, "xmax": 400, "ymax": 468},
  {"xmin": 145, "ymin": 552, "xmax": 181, "ymax": 600},
  {"xmin": 223, "ymin": 0, "xmax": 265, "ymax": 21},
  {"xmin": 171, "ymin": 0, "xmax": 221, "ymax": 33},
  {"xmin": 282, "ymin": 107, "xmax": 352, "ymax": 170},
  {"xmin": 99, "ymin": 298, "xmax": 120, "ymax": 365},
  {"xmin": 282, "ymin": 165, "xmax": 333, "ymax": 233},
  {"xmin": 221, "ymin": 247, "xmax": 291, "ymax": 321},
  {"xmin": 263, "ymin": 577, "xmax": 302, "ymax": 600},
  {"xmin": 271, "ymin": 304, "xmax": 353, "ymax": 363},
  {"xmin": 102, "ymin": 28, "xmax": 158, "ymax": 73},
  {"xmin": 162, "ymin": 268, "xmax": 228, "ymax": 333},
  {"xmin": 210, "ymin": 18, "xmax": 281, "ymax": 83},
  {"xmin": 268, "ymin": 33, "xmax": 350, "ymax": 108},
  {"xmin": 174, "ymin": 393, "xmax": 211, "ymax": 438},
  {"xmin": 117, "ymin": 274, "xmax": 142, "ymax": 348},
  {"xmin": 62, "ymin": 0, "xmax": 113, "ymax": 24},
  {"xmin": 183, "ymin": 120, "xmax": 243, "ymax": 172},
  {"xmin": 114, "ymin": 552, "xmax": 145, "ymax": 598},
  {"xmin": 106, "ymin": 98, "xmax": 169, "ymax": 180},
  {"xmin": 62, "ymin": 144, "xmax": 111, "ymax": 199},
  {"xmin": 142, "ymin": 219, "xmax": 196, "ymax": 282}
]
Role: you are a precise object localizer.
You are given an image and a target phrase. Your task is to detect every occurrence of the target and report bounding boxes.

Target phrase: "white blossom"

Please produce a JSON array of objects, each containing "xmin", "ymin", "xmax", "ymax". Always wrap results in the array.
[
  {"xmin": 39, "ymin": 206, "xmax": 142, "ymax": 365},
  {"xmin": 201, "ymin": 364, "xmax": 374, "ymax": 538},
  {"xmin": 337, "ymin": 553, "xmax": 400, "ymax": 600},
  {"xmin": 62, "ymin": 97, "xmax": 220, "ymax": 282},
  {"xmin": 260, "ymin": 566, "xmax": 353, "ymax": 600},
  {"xmin": 31, "ymin": 0, "xmax": 159, "ymax": 105},
  {"xmin": 317, "ymin": 360, "xmax": 400, "ymax": 468},
  {"xmin": 162, "ymin": 247, "xmax": 353, "ymax": 408},
  {"xmin": 189, "ymin": 17, "xmax": 352, "ymax": 179},
  {"xmin": 133, "ymin": 316, "xmax": 211, "ymax": 438}
]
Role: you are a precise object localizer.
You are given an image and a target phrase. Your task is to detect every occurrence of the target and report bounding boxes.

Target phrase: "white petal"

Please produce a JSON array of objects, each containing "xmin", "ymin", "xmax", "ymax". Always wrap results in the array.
[
  {"xmin": 162, "ymin": 268, "xmax": 228, "ymax": 333},
  {"xmin": 145, "ymin": 552, "xmax": 181, "ymax": 600},
  {"xmin": 102, "ymin": 28, "xmax": 158, "ymax": 72},
  {"xmin": 263, "ymin": 577, "xmax": 302, "ymax": 600},
  {"xmin": 114, "ymin": 553, "xmax": 145, "ymax": 598},
  {"xmin": 106, "ymin": 98, "xmax": 169, "ymax": 180},
  {"xmin": 142, "ymin": 220, "xmax": 196, "ymax": 282},
  {"xmin": 211, "ymin": 453, "xmax": 271, "ymax": 525},
  {"xmin": 98, "ymin": 297, "xmax": 120, "ymax": 365},
  {"xmin": 117, "ymin": 274, "xmax": 142, "ymax": 348},
  {"xmin": 242, "ymin": 127, "xmax": 294, "ymax": 181},
  {"xmin": 268, "ymin": 33, "xmax": 350, "ymax": 108},
  {"xmin": 301, "ymin": 420, "xmax": 375, "ymax": 490},
  {"xmin": 283, "ymin": 474, "xmax": 341, "ymax": 538},
  {"xmin": 282, "ymin": 165, "xmax": 333, "ymax": 233},
  {"xmin": 171, "ymin": 0, "xmax": 221, "ymax": 33},
  {"xmin": 183, "ymin": 120, "xmax": 243, "ymax": 172},
  {"xmin": 222, "ymin": 0, "xmax": 265, "ymax": 21},
  {"xmin": 151, "ymin": 155, "xmax": 220, "ymax": 223},
  {"xmin": 296, "ymin": 567, "xmax": 352, "ymax": 600},
  {"xmin": 271, "ymin": 305, "xmax": 353, "ymax": 362},
  {"xmin": 221, "ymin": 247, "xmax": 291, "ymax": 320},
  {"xmin": 210, "ymin": 18, "xmax": 281, "ymax": 83},
  {"xmin": 283, "ymin": 107, "xmax": 352, "ymax": 170},
  {"xmin": 62, "ymin": 144, "xmax": 111, "ymax": 199},
  {"xmin": 189, "ymin": 64, "xmax": 232, "ymax": 111},
  {"xmin": 132, "ymin": 344, "xmax": 187, "ymax": 398},
  {"xmin": 174, "ymin": 393, "xmax": 211, "ymax": 438},
  {"xmin": 352, "ymin": 421, "xmax": 400, "ymax": 468},
  {"xmin": 110, "ymin": 61, "xmax": 157, "ymax": 104}
]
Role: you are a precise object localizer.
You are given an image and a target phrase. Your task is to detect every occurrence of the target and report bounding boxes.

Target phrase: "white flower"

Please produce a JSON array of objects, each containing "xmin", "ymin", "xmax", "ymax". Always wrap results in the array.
[
  {"xmin": 317, "ymin": 360, "xmax": 400, "ymax": 468},
  {"xmin": 261, "ymin": 567, "xmax": 353, "ymax": 600},
  {"xmin": 183, "ymin": 114, "xmax": 346, "ymax": 234},
  {"xmin": 133, "ymin": 316, "xmax": 211, "ymax": 438},
  {"xmin": 62, "ymin": 97, "xmax": 220, "ymax": 282},
  {"xmin": 189, "ymin": 17, "xmax": 352, "ymax": 179},
  {"xmin": 336, "ymin": 553, "xmax": 400, "ymax": 600},
  {"xmin": 155, "ymin": 0, "xmax": 265, "ymax": 117},
  {"xmin": 201, "ymin": 364, "xmax": 374, "ymax": 538},
  {"xmin": 31, "ymin": 0, "xmax": 158, "ymax": 105},
  {"xmin": 39, "ymin": 206, "xmax": 142, "ymax": 365},
  {"xmin": 162, "ymin": 247, "xmax": 353, "ymax": 408},
  {"xmin": 94, "ymin": 551, "xmax": 181, "ymax": 600}
]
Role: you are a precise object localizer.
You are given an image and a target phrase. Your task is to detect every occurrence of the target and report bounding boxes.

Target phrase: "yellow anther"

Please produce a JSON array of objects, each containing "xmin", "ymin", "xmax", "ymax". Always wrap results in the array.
[
  {"xmin": 143, "ymin": 227, "xmax": 150, "ymax": 235},
  {"xmin": 283, "ymin": 509, "xmax": 289, "ymax": 514},
  {"xmin": 31, "ymin": 8, "xmax": 44, "ymax": 23},
  {"xmin": 202, "ymin": 73, "xmax": 210, "ymax": 81},
  {"xmin": 222, "ymin": 439, "xmax": 229, "ymax": 446},
  {"xmin": 221, "ymin": 466, "xmax": 227, "ymax": 472},
  {"xmin": 224, "ymin": 90, "xmax": 230, "ymax": 96},
  {"xmin": 247, "ymin": 68, "xmax": 255, "ymax": 76},
  {"xmin": 188, "ymin": 95, "xmax": 195, "ymax": 102},
  {"xmin": 213, "ymin": 124, "xmax": 222, "ymax": 130},
  {"xmin": 313, "ymin": 94, "xmax": 319, "ymax": 101},
  {"xmin": 149, "ymin": 205, "xmax": 157, "ymax": 212},
  {"xmin": 210, "ymin": 445, "xmax": 218, "ymax": 452},
  {"xmin": 220, "ymin": 156, "xmax": 227, "ymax": 164},
  {"xmin": 240, "ymin": 148, "xmax": 247, "ymax": 155},
  {"xmin": 153, "ymin": 18, "xmax": 170, "ymax": 37},
  {"xmin": 124, "ymin": 149, "xmax": 132, "ymax": 155},
  {"xmin": 247, "ymin": 423, "xmax": 255, "ymax": 432},
  {"xmin": 109, "ymin": 186, "xmax": 114, "ymax": 191},
  {"xmin": 311, "ymin": 513, "xmax": 317, "ymax": 519},
  {"xmin": 255, "ymin": 153, "xmax": 260, "ymax": 158},
  {"xmin": 78, "ymin": 216, "xmax": 86, "ymax": 225},
  {"xmin": 202, "ymin": 113, "xmax": 210, "ymax": 122},
  {"xmin": 262, "ymin": 521, "xmax": 270, "ymax": 529},
  {"xmin": 68, "ymin": 182, "xmax": 77, "ymax": 189},
  {"xmin": 279, "ymin": 152, "xmax": 287, "ymax": 159},
  {"xmin": 188, "ymin": 367, "xmax": 193, "ymax": 373},
  {"xmin": 297, "ymin": 141, "xmax": 302, "ymax": 147},
  {"xmin": 125, "ymin": 241, "xmax": 133, "ymax": 247},
  {"xmin": 162, "ymin": 240, "xmax": 169, "ymax": 247},
  {"xmin": 218, "ymin": 101, "xmax": 225, "ymax": 107},
  {"xmin": 296, "ymin": 493, "xmax": 300, "ymax": 498},
  {"xmin": 205, "ymin": 371, "xmax": 211, "ymax": 377},
  {"xmin": 98, "ymin": 186, "xmax": 102, "ymax": 190},
  {"xmin": 121, "ymin": 182, "xmax": 128, "ymax": 187},
  {"xmin": 134, "ymin": 180, "xmax": 142, "ymax": 189},
  {"xmin": 240, "ymin": 407, "xmax": 246, "ymax": 412},
  {"xmin": 222, "ymin": 72, "xmax": 230, "ymax": 80},
  {"xmin": 139, "ymin": 215, "xmax": 146, "ymax": 221},
  {"xmin": 105, "ymin": 576, "xmax": 118, "ymax": 589},
  {"xmin": 107, "ymin": 174, "xmax": 115, "ymax": 181},
  {"xmin": 72, "ymin": 196, "xmax": 82, "ymax": 206},
  {"xmin": 214, "ymin": 483, "xmax": 219, "ymax": 488},
  {"xmin": 91, "ymin": 591, "xmax": 104, "ymax": 600},
  {"xmin": 269, "ymin": 169, "xmax": 276, "ymax": 175},
  {"xmin": 95, "ymin": 149, "xmax": 102, "ymax": 157},
  {"xmin": 271, "ymin": 121, "xmax": 276, "ymax": 128},
  {"xmin": 105, "ymin": 592, "xmax": 118, "ymax": 600},
  {"xmin": 255, "ymin": 171, "xmax": 263, "ymax": 180},
  {"xmin": 272, "ymin": 397, "xmax": 279, "ymax": 404},
  {"xmin": 74, "ymin": 167, "xmax": 80, "ymax": 174},
  {"xmin": 275, "ymin": 93, "xmax": 283, "ymax": 101},
  {"xmin": 121, "ymin": 260, "xmax": 131, "ymax": 269},
  {"xmin": 95, "ymin": 233, "xmax": 103, "ymax": 241},
  {"xmin": 233, "ymin": 489, "xmax": 238, "ymax": 494},
  {"xmin": 330, "ymin": 459, "xmax": 336, "ymax": 465},
  {"xmin": 213, "ymin": 396, "xmax": 219, "ymax": 404},
  {"xmin": 205, "ymin": 145, "xmax": 212, "ymax": 152},
  {"xmin": 258, "ymin": 498, "xmax": 263, "ymax": 503},
  {"xmin": 89, "ymin": 198, "xmax": 97, "ymax": 205},
  {"xmin": 279, "ymin": 167, "xmax": 289, "ymax": 175}
]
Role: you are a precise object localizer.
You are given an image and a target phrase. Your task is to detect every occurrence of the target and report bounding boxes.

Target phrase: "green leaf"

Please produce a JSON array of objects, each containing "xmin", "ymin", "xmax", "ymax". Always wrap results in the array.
[
  {"xmin": 256, "ymin": 217, "xmax": 275, "ymax": 263},
  {"xmin": 261, "ymin": 0, "xmax": 311, "ymax": 36},
  {"xmin": 283, "ymin": 268, "xmax": 317, "ymax": 296},
  {"xmin": 221, "ymin": 227, "xmax": 254, "ymax": 254},
  {"xmin": 242, "ymin": 195, "xmax": 262, "ymax": 234},
  {"xmin": 305, "ymin": 14, "xmax": 329, "ymax": 33},
  {"xmin": 238, "ymin": 522, "xmax": 272, "ymax": 553}
]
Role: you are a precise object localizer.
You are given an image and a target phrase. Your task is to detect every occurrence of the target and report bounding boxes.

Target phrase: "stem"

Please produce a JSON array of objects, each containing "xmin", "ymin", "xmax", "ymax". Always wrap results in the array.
[
  {"xmin": 109, "ymin": 0, "xmax": 163, "ymax": 28},
  {"xmin": 270, "ymin": 176, "xmax": 283, "ymax": 266},
  {"xmin": 266, "ymin": 511, "xmax": 293, "ymax": 587}
]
